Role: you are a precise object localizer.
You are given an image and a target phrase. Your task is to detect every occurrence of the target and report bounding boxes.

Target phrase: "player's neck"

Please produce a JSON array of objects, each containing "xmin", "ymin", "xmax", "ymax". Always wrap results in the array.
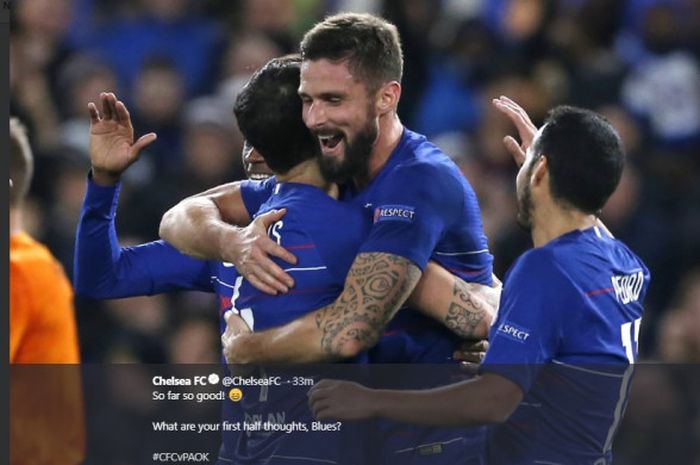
[
  {"xmin": 277, "ymin": 159, "xmax": 336, "ymax": 197},
  {"xmin": 357, "ymin": 113, "xmax": 403, "ymax": 189},
  {"xmin": 531, "ymin": 204, "xmax": 597, "ymax": 248},
  {"xmin": 10, "ymin": 207, "xmax": 24, "ymax": 236}
]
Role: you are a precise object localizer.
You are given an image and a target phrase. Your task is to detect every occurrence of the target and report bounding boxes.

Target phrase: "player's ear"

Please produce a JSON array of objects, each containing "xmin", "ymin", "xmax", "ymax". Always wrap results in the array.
[
  {"xmin": 531, "ymin": 155, "xmax": 548, "ymax": 186},
  {"xmin": 376, "ymin": 81, "xmax": 401, "ymax": 115}
]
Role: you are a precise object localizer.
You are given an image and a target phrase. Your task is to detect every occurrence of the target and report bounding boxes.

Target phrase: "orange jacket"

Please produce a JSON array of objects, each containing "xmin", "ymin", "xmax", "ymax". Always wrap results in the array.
[
  {"xmin": 10, "ymin": 232, "xmax": 85, "ymax": 465},
  {"xmin": 10, "ymin": 232, "xmax": 80, "ymax": 363}
]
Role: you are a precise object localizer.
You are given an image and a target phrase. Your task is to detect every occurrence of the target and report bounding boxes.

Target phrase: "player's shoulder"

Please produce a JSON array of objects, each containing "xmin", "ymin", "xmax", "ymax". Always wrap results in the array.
[
  {"xmin": 384, "ymin": 131, "xmax": 466, "ymax": 202},
  {"xmin": 10, "ymin": 233, "xmax": 62, "ymax": 271},
  {"xmin": 10, "ymin": 233, "xmax": 71, "ymax": 296},
  {"xmin": 513, "ymin": 246, "xmax": 561, "ymax": 275},
  {"xmin": 395, "ymin": 130, "xmax": 461, "ymax": 176},
  {"xmin": 512, "ymin": 245, "xmax": 583, "ymax": 290}
]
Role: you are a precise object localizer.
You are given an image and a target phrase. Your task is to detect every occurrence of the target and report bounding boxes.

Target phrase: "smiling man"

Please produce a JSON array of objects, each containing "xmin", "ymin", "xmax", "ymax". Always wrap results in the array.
[
  {"xmin": 160, "ymin": 13, "xmax": 496, "ymax": 464},
  {"xmin": 308, "ymin": 99, "xmax": 651, "ymax": 465}
]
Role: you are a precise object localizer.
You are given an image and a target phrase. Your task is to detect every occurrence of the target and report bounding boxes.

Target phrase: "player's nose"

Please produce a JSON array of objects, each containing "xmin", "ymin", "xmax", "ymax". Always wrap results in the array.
[{"xmin": 303, "ymin": 102, "xmax": 327, "ymax": 129}]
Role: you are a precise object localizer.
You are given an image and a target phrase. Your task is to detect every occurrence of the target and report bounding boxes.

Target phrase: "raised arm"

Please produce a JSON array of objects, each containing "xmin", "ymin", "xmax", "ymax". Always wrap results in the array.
[
  {"xmin": 75, "ymin": 92, "xmax": 212, "ymax": 298},
  {"xmin": 222, "ymin": 252, "xmax": 421, "ymax": 363}
]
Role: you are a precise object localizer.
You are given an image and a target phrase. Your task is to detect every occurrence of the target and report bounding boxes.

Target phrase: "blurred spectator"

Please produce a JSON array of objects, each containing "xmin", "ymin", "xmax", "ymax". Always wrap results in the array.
[
  {"xmin": 89, "ymin": 0, "xmax": 223, "ymax": 97},
  {"xmin": 57, "ymin": 54, "xmax": 120, "ymax": 156},
  {"xmin": 658, "ymin": 270, "xmax": 700, "ymax": 362},
  {"xmin": 131, "ymin": 56, "xmax": 186, "ymax": 173},
  {"xmin": 10, "ymin": 0, "xmax": 76, "ymax": 150},
  {"xmin": 217, "ymin": 31, "xmax": 284, "ymax": 105},
  {"xmin": 179, "ymin": 96, "xmax": 244, "ymax": 194},
  {"xmin": 621, "ymin": 4, "xmax": 700, "ymax": 149}
]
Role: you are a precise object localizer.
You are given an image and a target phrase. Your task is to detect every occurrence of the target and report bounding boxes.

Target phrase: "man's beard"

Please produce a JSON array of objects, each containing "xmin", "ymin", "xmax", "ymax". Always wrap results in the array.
[
  {"xmin": 516, "ymin": 163, "xmax": 536, "ymax": 230},
  {"xmin": 516, "ymin": 183, "xmax": 533, "ymax": 230},
  {"xmin": 318, "ymin": 116, "xmax": 378, "ymax": 185}
]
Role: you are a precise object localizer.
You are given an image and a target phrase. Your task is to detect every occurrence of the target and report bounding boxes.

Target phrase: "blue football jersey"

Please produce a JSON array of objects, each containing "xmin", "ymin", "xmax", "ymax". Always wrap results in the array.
[
  {"xmin": 241, "ymin": 129, "xmax": 494, "ymax": 363},
  {"xmin": 219, "ymin": 182, "xmax": 371, "ymax": 464},
  {"xmin": 240, "ymin": 129, "xmax": 494, "ymax": 464},
  {"xmin": 481, "ymin": 226, "xmax": 650, "ymax": 465}
]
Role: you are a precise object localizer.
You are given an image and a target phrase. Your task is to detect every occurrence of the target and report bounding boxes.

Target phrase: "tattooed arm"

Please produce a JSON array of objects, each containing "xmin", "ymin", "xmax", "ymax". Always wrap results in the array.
[
  {"xmin": 408, "ymin": 262, "xmax": 500, "ymax": 339},
  {"xmin": 222, "ymin": 252, "xmax": 421, "ymax": 363}
]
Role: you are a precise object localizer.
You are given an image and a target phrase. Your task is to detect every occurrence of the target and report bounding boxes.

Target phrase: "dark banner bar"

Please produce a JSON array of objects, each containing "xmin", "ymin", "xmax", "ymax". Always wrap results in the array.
[{"xmin": 9, "ymin": 364, "xmax": 700, "ymax": 465}]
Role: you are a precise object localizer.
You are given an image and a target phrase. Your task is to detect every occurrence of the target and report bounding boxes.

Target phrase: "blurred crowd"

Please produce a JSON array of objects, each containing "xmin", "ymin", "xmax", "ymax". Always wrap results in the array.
[{"xmin": 9, "ymin": 0, "xmax": 700, "ymax": 367}]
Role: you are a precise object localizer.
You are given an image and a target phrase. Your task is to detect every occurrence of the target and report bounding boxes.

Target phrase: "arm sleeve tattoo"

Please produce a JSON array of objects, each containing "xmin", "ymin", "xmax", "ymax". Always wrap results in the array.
[
  {"xmin": 443, "ymin": 278, "xmax": 489, "ymax": 339},
  {"xmin": 314, "ymin": 252, "xmax": 421, "ymax": 357}
]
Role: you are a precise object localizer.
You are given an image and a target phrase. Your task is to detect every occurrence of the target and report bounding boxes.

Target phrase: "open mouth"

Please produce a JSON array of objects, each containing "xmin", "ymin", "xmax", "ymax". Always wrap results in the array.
[
  {"xmin": 317, "ymin": 132, "xmax": 344, "ymax": 152},
  {"xmin": 245, "ymin": 163, "xmax": 273, "ymax": 180},
  {"xmin": 248, "ymin": 172, "xmax": 270, "ymax": 180}
]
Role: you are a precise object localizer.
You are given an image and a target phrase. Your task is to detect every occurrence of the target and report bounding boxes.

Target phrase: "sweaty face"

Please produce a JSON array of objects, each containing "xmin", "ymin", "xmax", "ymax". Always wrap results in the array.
[
  {"xmin": 299, "ymin": 59, "xmax": 379, "ymax": 183},
  {"xmin": 242, "ymin": 140, "xmax": 273, "ymax": 180}
]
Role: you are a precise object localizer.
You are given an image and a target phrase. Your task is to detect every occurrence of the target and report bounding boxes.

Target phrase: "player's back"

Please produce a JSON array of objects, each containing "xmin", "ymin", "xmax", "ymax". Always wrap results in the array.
[
  {"xmin": 486, "ymin": 226, "xmax": 650, "ymax": 465},
  {"xmin": 218, "ymin": 182, "xmax": 370, "ymax": 465}
]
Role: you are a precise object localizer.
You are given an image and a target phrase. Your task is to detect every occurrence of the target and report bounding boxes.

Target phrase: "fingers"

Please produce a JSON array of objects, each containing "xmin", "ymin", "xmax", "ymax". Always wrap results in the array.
[
  {"xmin": 114, "ymin": 99, "xmax": 131, "ymax": 124},
  {"xmin": 308, "ymin": 381, "xmax": 332, "ymax": 418},
  {"xmin": 459, "ymin": 361, "xmax": 481, "ymax": 376},
  {"xmin": 245, "ymin": 245, "xmax": 294, "ymax": 293},
  {"xmin": 265, "ymin": 238, "xmax": 298, "ymax": 266},
  {"xmin": 131, "ymin": 132, "xmax": 158, "ymax": 155},
  {"xmin": 495, "ymin": 96, "xmax": 537, "ymax": 131},
  {"xmin": 88, "ymin": 102, "xmax": 100, "ymax": 124},
  {"xmin": 245, "ymin": 272, "xmax": 281, "ymax": 295},
  {"xmin": 503, "ymin": 135, "xmax": 526, "ymax": 166},
  {"xmin": 453, "ymin": 339, "xmax": 489, "ymax": 363},
  {"xmin": 258, "ymin": 208, "xmax": 288, "ymax": 227},
  {"xmin": 100, "ymin": 92, "xmax": 114, "ymax": 120}
]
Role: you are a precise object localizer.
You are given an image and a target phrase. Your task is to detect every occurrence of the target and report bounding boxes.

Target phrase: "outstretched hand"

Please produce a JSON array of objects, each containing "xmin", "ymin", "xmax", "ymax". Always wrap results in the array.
[
  {"xmin": 308, "ymin": 379, "xmax": 375, "ymax": 421},
  {"xmin": 492, "ymin": 96, "xmax": 538, "ymax": 167},
  {"xmin": 88, "ymin": 92, "xmax": 157, "ymax": 185}
]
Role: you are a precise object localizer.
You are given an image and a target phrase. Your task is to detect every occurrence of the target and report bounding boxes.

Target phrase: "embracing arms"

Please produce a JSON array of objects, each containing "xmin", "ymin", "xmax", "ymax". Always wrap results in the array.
[{"xmin": 222, "ymin": 252, "xmax": 498, "ymax": 363}]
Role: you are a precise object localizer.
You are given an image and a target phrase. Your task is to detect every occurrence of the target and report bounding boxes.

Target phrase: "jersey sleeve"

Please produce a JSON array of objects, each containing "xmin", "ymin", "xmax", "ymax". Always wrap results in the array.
[
  {"xmin": 73, "ymin": 175, "xmax": 213, "ymax": 299},
  {"xmin": 480, "ymin": 249, "xmax": 568, "ymax": 393},
  {"xmin": 240, "ymin": 177, "xmax": 276, "ymax": 217},
  {"xmin": 358, "ymin": 164, "xmax": 461, "ymax": 270}
]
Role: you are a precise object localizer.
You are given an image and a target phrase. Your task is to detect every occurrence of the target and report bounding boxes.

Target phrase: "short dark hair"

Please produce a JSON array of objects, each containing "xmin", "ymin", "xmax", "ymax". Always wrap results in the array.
[
  {"xmin": 300, "ymin": 13, "xmax": 403, "ymax": 92},
  {"xmin": 10, "ymin": 117, "xmax": 33, "ymax": 206},
  {"xmin": 233, "ymin": 55, "xmax": 319, "ymax": 175},
  {"xmin": 535, "ymin": 106, "xmax": 624, "ymax": 214}
]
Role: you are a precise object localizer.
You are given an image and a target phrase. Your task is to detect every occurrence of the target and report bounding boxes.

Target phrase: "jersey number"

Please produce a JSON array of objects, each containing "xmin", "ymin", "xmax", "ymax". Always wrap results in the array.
[
  {"xmin": 230, "ymin": 276, "xmax": 254, "ymax": 330},
  {"xmin": 621, "ymin": 318, "xmax": 642, "ymax": 364},
  {"xmin": 268, "ymin": 220, "xmax": 284, "ymax": 245}
]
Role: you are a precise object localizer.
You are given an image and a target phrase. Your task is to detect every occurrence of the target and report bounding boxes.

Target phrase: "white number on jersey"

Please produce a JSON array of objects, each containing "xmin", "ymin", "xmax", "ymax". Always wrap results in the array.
[{"xmin": 621, "ymin": 318, "xmax": 642, "ymax": 364}]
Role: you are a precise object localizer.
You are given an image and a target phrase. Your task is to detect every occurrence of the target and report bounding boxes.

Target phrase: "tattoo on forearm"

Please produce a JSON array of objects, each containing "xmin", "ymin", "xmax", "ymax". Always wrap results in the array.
[
  {"xmin": 315, "ymin": 253, "xmax": 421, "ymax": 356},
  {"xmin": 444, "ymin": 279, "xmax": 486, "ymax": 338}
]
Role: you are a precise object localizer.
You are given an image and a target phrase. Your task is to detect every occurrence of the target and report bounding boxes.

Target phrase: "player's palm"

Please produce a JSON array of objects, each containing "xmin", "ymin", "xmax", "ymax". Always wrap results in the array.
[
  {"xmin": 88, "ymin": 92, "xmax": 156, "ymax": 179},
  {"xmin": 90, "ymin": 116, "xmax": 137, "ymax": 173}
]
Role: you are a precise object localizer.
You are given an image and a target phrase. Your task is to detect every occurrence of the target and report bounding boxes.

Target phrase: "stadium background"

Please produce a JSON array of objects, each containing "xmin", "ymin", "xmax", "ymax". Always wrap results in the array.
[{"xmin": 8, "ymin": 0, "xmax": 700, "ymax": 461}]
